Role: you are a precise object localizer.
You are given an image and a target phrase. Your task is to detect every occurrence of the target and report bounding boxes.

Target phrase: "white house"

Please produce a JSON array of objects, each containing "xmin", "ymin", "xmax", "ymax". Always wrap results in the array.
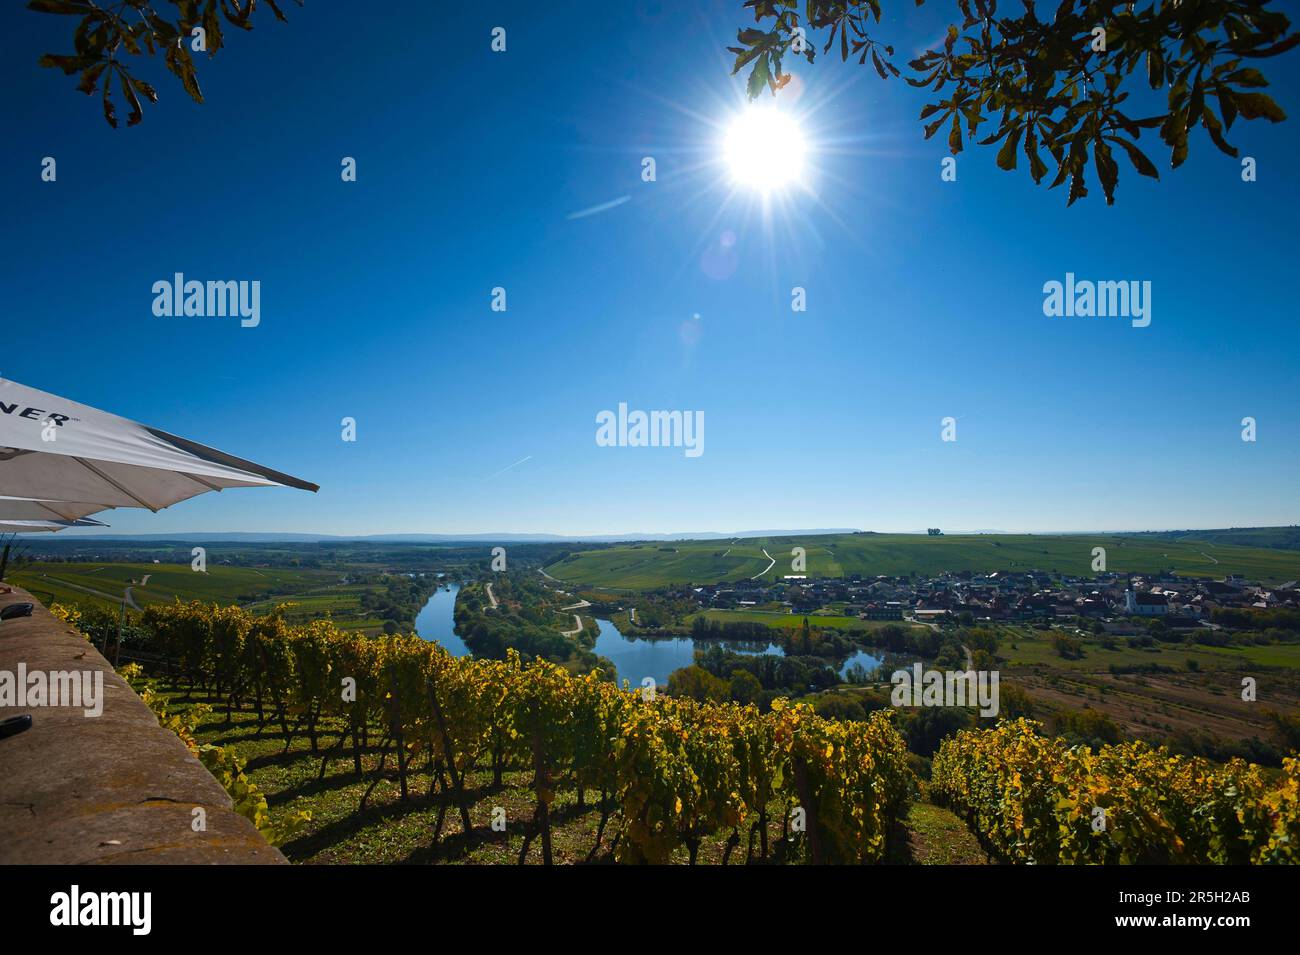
[{"xmin": 1125, "ymin": 589, "xmax": 1168, "ymax": 616}]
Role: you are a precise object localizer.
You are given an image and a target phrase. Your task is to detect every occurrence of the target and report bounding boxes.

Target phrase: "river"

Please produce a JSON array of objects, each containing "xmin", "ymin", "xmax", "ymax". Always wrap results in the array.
[
  {"xmin": 414, "ymin": 588, "xmax": 885, "ymax": 686},
  {"xmin": 593, "ymin": 617, "xmax": 884, "ymax": 686},
  {"xmin": 414, "ymin": 582, "xmax": 469, "ymax": 655}
]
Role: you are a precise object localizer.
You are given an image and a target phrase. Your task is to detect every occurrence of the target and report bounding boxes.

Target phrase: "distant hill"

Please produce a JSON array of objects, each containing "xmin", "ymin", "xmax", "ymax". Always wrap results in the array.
[
  {"xmin": 1122, "ymin": 527, "xmax": 1300, "ymax": 552},
  {"xmin": 48, "ymin": 528, "xmax": 862, "ymax": 543},
  {"xmin": 542, "ymin": 530, "xmax": 1300, "ymax": 590}
]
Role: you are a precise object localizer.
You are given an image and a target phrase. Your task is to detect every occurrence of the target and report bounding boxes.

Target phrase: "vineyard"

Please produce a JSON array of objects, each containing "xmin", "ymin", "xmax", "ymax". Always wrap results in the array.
[
  {"xmin": 932, "ymin": 720, "xmax": 1300, "ymax": 864},
  {"xmin": 136, "ymin": 601, "xmax": 914, "ymax": 864},
  {"xmin": 119, "ymin": 601, "xmax": 1300, "ymax": 864}
]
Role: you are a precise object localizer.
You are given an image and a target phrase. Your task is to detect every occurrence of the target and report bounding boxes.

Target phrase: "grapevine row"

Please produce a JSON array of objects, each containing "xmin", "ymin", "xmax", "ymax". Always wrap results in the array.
[
  {"xmin": 931, "ymin": 718, "xmax": 1300, "ymax": 864},
  {"xmin": 138, "ymin": 600, "xmax": 914, "ymax": 864}
]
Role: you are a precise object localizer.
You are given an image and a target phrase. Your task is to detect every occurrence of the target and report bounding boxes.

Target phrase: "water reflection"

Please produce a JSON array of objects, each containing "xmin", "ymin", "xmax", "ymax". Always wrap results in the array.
[
  {"xmin": 414, "ymin": 582, "xmax": 469, "ymax": 656},
  {"xmin": 593, "ymin": 617, "xmax": 884, "ymax": 687}
]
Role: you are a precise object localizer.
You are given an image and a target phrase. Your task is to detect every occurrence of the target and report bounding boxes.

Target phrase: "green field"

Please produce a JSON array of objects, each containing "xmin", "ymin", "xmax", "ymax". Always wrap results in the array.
[
  {"xmin": 9, "ymin": 562, "xmax": 338, "ymax": 613},
  {"xmin": 545, "ymin": 532, "xmax": 1300, "ymax": 591},
  {"xmin": 694, "ymin": 608, "xmax": 923, "ymax": 633},
  {"xmin": 241, "ymin": 588, "xmax": 390, "ymax": 631}
]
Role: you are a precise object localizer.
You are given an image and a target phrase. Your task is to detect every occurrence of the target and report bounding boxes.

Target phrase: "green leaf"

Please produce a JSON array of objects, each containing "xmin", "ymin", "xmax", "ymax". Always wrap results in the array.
[
  {"xmin": 1024, "ymin": 124, "xmax": 1049, "ymax": 184},
  {"xmin": 120, "ymin": 70, "xmax": 143, "ymax": 126},
  {"xmin": 1161, "ymin": 112, "xmax": 1189, "ymax": 168},
  {"xmin": 1234, "ymin": 33, "xmax": 1300, "ymax": 59},
  {"xmin": 1225, "ymin": 67, "xmax": 1268, "ymax": 88},
  {"xmin": 1200, "ymin": 109, "xmax": 1238, "ymax": 158},
  {"xmin": 165, "ymin": 41, "xmax": 204, "ymax": 103},
  {"xmin": 26, "ymin": 0, "xmax": 93, "ymax": 14},
  {"xmin": 75, "ymin": 60, "xmax": 106, "ymax": 95},
  {"xmin": 1066, "ymin": 147, "xmax": 1088, "ymax": 205},
  {"xmin": 1094, "ymin": 139, "xmax": 1119, "ymax": 205},
  {"xmin": 1188, "ymin": 77, "xmax": 1205, "ymax": 126},
  {"xmin": 38, "ymin": 53, "xmax": 93, "ymax": 75},
  {"xmin": 129, "ymin": 75, "xmax": 159, "ymax": 104},
  {"xmin": 1232, "ymin": 91, "xmax": 1286, "ymax": 122},
  {"xmin": 996, "ymin": 125, "xmax": 1022, "ymax": 170},
  {"xmin": 1107, "ymin": 136, "xmax": 1160, "ymax": 179},
  {"xmin": 1146, "ymin": 49, "xmax": 1163, "ymax": 89},
  {"xmin": 204, "ymin": 1, "xmax": 225, "ymax": 57},
  {"xmin": 1219, "ymin": 84, "xmax": 1239, "ymax": 129},
  {"xmin": 101, "ymin": 68, "xmax": 116, "ymax": 128},
  {"xmin": 746, "ymin": 52, "xmax": 771, "ymax": 99},
  {"xmin": 731, "ymin": 44, "xmax": 763, "ymax": 75},
  {"xmin": 870, "ymin": 48, "xmax": 889, "ymax": 80}
]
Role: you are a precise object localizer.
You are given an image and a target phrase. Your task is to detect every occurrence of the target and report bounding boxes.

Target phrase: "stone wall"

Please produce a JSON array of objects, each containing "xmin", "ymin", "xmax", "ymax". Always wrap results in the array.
[{"xmin": 0, "ymin": 585, "xmax": 284, "ymax": 864}]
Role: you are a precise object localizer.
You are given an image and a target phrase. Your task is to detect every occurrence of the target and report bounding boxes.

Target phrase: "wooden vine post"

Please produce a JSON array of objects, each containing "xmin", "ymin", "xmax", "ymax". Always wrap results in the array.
[{"xmin": 426, "ymin": 676, "xmax": 473, "ymax": 835}]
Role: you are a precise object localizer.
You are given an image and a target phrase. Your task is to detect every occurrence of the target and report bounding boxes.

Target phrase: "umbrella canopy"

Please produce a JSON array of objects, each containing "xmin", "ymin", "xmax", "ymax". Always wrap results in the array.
[
  {"xmin": 0, "ymin": 517, "xmax": 109, "ymax": 534},
  {"xmin": 0, "ymin": 495, "xmax": 111, "ymax": 522},
  {"xmin": 0, "ymin": 378, "xmax": 318, "ymax": 512}
]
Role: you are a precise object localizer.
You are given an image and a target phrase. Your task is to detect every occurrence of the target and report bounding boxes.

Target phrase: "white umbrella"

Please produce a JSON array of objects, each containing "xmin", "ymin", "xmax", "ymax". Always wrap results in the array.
[
  {"xmin": 0, "ymin": 378, "xmax": 318, "ymax": 511},
  {"xmin": 0, "ymin": 517, "xmax": 109, "ymax": 534},
  {"xmin": 0, "ymin": 495, "xmax": 111, "ymax": 522}
]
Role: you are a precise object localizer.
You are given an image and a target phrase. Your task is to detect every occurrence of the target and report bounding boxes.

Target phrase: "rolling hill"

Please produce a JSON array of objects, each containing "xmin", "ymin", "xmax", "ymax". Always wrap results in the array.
[{"xmin": 543, "ymin": 532, "xmax": 1300, "ymax": 590}]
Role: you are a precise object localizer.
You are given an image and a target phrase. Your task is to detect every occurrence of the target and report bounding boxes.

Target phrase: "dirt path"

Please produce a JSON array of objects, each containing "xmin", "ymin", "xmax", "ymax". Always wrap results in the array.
[
  {"xmin": 485, "ymin": 582, "xmax": 499, "ymax": 609},
  {"xmin": 893, "ymin": 801, "xmax": 989, "ymax": 865},
  {"xmin": 750, "ymin": 548, "xmax": 776, "ymax": 580},
  {"xmin": 40, "ymin": 574, "xmax": 139, "ymax": 609}
]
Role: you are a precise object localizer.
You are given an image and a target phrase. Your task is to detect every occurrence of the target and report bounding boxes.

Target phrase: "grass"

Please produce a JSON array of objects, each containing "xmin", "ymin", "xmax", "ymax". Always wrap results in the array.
[
  {"xmin": 891, "ymin": 801, "xmax": 988, "ymax": 865},
  {"xmin": 1224, "ymin": 643, "xmax": 1300, "ymax": 668},
  {"xmin": 987, "ymin": 625, "xmax": 1300, "ymax": 749},
  {"xmin": 997, "ymin": 625, "xmax": 1300, "ymax": 674},
  {"xmin": 694, "ymin": 608, "xmax": 925, "ymax": 634},
  {"xmin": 9, "ymin": 561, "xmax": 335, "ymax": 608},
  {"xmin": 998, "ymin": 627, "xmax": 1253, "ymax": 671},
  {"xmin": 242, "ymin": 588, "xmax": 389, "ymax": 631},
  {"xmin": 544, "ymin": 532, "xmax": 1300, "ymax": 591},
  {"xmin": 6, "ymin": 562, "xmax": 408, "ymax": 633}
]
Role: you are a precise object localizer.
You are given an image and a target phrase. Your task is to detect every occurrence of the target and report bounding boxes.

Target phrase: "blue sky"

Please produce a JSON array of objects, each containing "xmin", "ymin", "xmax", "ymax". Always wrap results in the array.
[{"xmin": 3, "ymin": 1, "xmax": 1298, "ymax": 537}]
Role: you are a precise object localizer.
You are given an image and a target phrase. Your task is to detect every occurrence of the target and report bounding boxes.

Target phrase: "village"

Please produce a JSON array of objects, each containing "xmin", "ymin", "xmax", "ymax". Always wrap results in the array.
[{"xmin": 681, "ymin": 569, "xmax": 1300, "ymax": 634}]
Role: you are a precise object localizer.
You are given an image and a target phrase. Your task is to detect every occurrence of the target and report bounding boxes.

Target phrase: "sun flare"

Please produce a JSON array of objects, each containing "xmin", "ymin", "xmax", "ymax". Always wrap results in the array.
[{"xmin": 722, "ymin": 107, "xmax": 808, "ymax": 192}]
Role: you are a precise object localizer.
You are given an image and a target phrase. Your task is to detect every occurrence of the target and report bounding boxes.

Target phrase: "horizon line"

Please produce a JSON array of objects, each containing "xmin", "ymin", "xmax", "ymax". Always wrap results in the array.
[{"xmin": 21, "ymin": 523, "xmax": 1300, "ymax": 541}]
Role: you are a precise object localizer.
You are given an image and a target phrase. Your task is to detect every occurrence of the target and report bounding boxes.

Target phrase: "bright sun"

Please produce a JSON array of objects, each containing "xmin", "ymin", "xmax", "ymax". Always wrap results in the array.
[{"xmin": 723, "ymin": 107, "xmax": 808, "ymax": 192}]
